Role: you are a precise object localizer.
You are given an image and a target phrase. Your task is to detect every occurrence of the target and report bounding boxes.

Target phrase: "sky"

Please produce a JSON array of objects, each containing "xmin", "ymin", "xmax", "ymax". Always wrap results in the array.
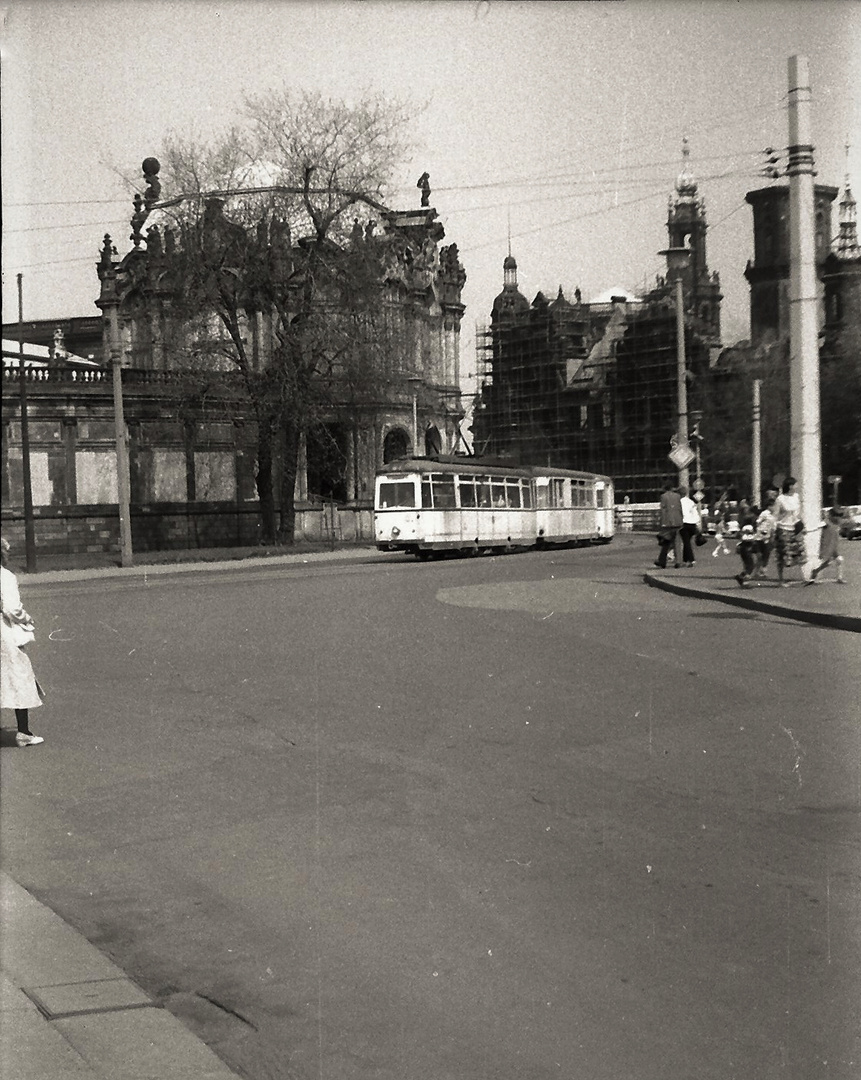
[{"xmin": 2, "ymin": 0, "xmax": 860, "ymax": 377}]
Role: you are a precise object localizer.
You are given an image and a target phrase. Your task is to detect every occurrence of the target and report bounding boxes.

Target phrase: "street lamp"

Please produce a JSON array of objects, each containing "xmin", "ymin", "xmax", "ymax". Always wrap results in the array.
[
  {"xmin": 659, "ymin": 245, "xmax": 693, "ymax": 489},
  {"xmin": 406, "ymin": 376, "xmax": 423, "ymax": 454}
]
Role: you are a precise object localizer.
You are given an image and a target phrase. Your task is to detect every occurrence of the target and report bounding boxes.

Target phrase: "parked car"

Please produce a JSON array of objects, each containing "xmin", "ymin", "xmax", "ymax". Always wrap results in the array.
[{"xmin": 839, "ymin": 505, "xmax": 861, "ymax": 540}]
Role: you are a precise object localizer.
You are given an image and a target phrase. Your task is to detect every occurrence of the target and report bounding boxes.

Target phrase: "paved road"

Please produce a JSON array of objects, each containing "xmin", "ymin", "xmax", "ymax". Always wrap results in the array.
[{"xmin": 2, "ymin": 537, "xmax": 859, "ymax": 1079}]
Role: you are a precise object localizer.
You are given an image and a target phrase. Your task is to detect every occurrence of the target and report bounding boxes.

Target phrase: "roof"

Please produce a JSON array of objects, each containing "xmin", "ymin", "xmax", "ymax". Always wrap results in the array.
[
  {"xmin": 1, "ymin": 339, "xmax": 100, "ymax": 368},
  {"xmin": 587, "ymin": 287, "xmax": 643, "ymax": 305}
]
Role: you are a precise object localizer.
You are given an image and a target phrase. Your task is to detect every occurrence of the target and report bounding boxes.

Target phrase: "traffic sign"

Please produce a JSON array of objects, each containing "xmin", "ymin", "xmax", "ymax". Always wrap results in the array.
[
  {"xmin": 827, "ymin": 474, "xmax": 842, "ymax": 484},
  {"xmin": 669, "ymin": 444, "xmax": 695, "ymax": 469},
  {"xmin": 693, "ymin": 477, "xmax": 705, "ymax": 491},
  {"xmin": 693, "ymin": 491, "xmax": 705, "ymax": 502}
]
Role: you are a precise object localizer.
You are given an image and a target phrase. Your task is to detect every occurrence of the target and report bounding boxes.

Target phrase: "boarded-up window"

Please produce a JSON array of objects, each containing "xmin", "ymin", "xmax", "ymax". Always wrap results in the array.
[
  {"xmin": 152, "ymin": 450, "xmax": 188, "ymax": 502},
  {"xmin": 77, "ymin": 451, "xmax": 118, "ymax": 504},
  {"xmin": 195, "ymin": 451, "xmax": 235, "ymax": 501},
  {"xmin": 5, "ymin": 449, "xmax": 55, "ymax": 506}
]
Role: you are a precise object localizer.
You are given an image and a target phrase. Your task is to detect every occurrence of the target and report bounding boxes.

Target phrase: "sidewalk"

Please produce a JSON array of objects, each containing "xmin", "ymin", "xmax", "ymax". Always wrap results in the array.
[
  {"xmin": 12, "ymin": 541, "xmax": 393, "ymax": 586},
  {"xmin": 644, "ymin": 535, "xmax": 861, "ymax": 632},
  {"xmin": 0, "ymin": 873, "xmax": 240, "ymax": 1080}
]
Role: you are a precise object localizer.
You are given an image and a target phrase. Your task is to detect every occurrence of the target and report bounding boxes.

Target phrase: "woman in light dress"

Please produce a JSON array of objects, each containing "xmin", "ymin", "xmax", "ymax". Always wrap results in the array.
[
  {"xmin": 1, "ymin": 537, "xmax": 45, "ymax": 745},
  {"xmin": 772, "ymin": 477, "xmax": 807, "ymax": 586}
]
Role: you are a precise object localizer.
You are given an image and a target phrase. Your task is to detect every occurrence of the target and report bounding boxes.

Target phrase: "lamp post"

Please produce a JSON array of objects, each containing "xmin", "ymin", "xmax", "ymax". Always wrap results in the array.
[
  {"xmin": 752, "ymin": 378, "xmax": 762, "ymax": 503},
  {"xmin": 406, "ymin": 376, "xmax": 423, "ymax": 455},
  {"xmin": 96, "ymin": 241, "xmax": 133, "ymax": 567},
  {"xmin": 660, "ymin": 246, "xmax": 693, "ymax": 489}
]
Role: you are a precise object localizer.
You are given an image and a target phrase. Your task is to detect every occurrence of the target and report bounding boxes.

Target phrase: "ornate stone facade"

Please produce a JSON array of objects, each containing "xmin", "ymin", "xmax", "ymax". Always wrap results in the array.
[{"xmin": 2, "ymin": 177, "xmax": 467, "ymax": 554}]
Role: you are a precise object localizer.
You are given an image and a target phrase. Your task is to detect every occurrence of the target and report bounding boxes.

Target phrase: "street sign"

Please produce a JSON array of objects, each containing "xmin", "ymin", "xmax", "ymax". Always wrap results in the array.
[
  {"xmin": 669, "ymin": 444, "xmax": 695, "ymax": 469},
  {"xmin": 827, "ymin": 474, "xmax": 842, "ymax": 484}
]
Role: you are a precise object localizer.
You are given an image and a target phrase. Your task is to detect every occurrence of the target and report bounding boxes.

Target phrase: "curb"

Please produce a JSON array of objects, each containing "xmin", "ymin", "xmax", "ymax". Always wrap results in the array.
[
  {"xmin": 643, "ymin": 572, "xmax": 861, "ymax": 632},
  {"xmin": 0, "ymin": 873, "xmax": 241, "ymax": 1079},
  {"xmin": 16, "ymin": 545, "xmax": 392, "ymax": 586}
]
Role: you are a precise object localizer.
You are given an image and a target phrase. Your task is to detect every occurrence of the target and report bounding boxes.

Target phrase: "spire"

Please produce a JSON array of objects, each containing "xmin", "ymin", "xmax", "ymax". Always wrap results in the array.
[
  {"xmin": 675, "ymin": 136, "xmax": 698, "ymax": 203},
  {"xmin": 835, "ymin": 141, "xmax": 859, "ymax": 259}
]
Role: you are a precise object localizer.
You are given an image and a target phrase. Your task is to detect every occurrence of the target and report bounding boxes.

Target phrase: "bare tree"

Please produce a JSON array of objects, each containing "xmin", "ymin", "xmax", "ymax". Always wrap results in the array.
[{"xmin": 152, "ymin": 89, "xmax": 414, "ymax": 542}]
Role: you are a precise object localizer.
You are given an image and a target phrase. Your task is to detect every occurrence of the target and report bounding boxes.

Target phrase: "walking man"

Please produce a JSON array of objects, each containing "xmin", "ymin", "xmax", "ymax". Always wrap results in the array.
[{"xmin": 655, "ymin": 481, "xmax": 683, "ymax": 569}]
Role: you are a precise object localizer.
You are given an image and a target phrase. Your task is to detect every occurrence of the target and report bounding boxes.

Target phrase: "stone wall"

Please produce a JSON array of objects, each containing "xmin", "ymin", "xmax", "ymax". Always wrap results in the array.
[{"xmin": 0, "ymin": 502, "xmax": 374, "ymax": 556}]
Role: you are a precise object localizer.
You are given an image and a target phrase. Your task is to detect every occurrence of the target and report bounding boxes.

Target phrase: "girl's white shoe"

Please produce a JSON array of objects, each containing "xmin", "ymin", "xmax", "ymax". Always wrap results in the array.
[{"xmin": 15, "ymin": 733, "xmax": 44, "ymax": 747}]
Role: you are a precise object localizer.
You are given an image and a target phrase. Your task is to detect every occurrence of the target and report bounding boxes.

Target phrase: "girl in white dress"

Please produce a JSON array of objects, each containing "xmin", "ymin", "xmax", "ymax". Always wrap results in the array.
[{"xmin": 1, "ymin": 538, "xmax": 45, "ymax": 745}]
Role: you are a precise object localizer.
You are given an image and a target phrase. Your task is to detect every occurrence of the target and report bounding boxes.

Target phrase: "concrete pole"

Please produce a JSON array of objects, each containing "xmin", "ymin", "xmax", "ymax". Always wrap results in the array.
[
  {"xmin": 752, "ymin": 378, "xmax": 762, "ymax": 503},
  {"xmin": 107, "ymin": 303, "xmax": 133, "ymax": 567},
  {"xmin": 674, "ymin": 275, "xmax": 690, "ymax": 490},
  {"xmin": 787, "ymin": 55, "xmax": 822, "ymax": 575}
]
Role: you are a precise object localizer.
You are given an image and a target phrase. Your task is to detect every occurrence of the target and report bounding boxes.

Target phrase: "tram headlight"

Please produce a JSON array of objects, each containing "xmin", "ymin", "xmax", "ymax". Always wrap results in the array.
[{"xmin": 391, "ymin": 526, "xmax": 400, "ymax": 538}]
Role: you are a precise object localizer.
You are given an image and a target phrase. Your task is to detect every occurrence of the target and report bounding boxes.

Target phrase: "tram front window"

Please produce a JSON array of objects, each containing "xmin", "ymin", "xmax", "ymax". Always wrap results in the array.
[{"xmin": 378, "ymin": 481, "xmax": 416, "ymax": 509}]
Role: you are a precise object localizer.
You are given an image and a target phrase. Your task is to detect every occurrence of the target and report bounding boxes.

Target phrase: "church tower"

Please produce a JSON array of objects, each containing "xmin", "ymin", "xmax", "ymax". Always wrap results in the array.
[{"xmin": 664, "ymin": 138, "xmax": 722, "ymax": 343}]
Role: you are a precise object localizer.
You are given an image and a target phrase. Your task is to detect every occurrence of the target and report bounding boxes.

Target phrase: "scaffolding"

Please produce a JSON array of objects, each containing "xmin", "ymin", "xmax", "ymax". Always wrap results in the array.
[{"xmin": 473, "ymin": 292, "xmax": 735, "ymax": 503}]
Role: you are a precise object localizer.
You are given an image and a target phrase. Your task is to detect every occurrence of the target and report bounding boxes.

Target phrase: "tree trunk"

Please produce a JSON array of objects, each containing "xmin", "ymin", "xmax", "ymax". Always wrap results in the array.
[
  {"xmin": 255, "ymin": 409, "xmax": 277, "ymax": 543},
  {"xmin": 278, "ymin": 416, "xmax": 301, "ymax": 544}
]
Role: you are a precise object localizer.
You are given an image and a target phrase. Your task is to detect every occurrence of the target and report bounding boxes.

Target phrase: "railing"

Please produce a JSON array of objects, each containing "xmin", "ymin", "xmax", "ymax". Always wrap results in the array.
[
  {"xmin": 2, "ymin": 365, "xmax": 109, "ymax": 384},
  {"xmin": 2, "ymin": 365, "xmax": 246, "ymax": 388}
]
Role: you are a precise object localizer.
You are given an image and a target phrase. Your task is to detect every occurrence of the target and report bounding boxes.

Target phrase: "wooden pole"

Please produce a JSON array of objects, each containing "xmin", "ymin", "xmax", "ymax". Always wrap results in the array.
[{"xmin": 17, "ymin": 274, "xmax": 37, "ymax": 573}]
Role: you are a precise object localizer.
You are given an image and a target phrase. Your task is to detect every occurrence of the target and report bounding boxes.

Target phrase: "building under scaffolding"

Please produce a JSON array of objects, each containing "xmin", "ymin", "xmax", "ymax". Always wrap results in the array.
[{"xmin": 473, "ymin": 143, "xmax": 725, "ymax": 501}]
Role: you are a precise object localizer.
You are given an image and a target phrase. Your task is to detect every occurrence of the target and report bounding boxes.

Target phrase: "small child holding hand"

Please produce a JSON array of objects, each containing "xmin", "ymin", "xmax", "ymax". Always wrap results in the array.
[{"xmin": 807, "ymin": 507, "xmax": 846, "ymax": 585}]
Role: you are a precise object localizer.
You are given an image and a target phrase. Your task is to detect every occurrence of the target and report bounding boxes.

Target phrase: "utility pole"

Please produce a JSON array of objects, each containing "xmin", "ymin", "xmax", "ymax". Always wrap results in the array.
[
  {"xmin": 659, "ymin": 245, "xmax": 693, "ymax": 488},
  {"xmin": 787, "ymin": 55, "xmax": 822, "ymax": 575},
  {"xmin": 109, "ymin": 307, "xmax": 134, "ymax": 568},
  {"xmin": 17, "ymin": 275, "xmax": 37, "ymax": 572},
  {"xmin": 752, "ymin": 378, "xmax": 762, "ymax": 503},
  {"xmin": 673, "ymin": 275, "xmax": 690, "ymax": 490}
]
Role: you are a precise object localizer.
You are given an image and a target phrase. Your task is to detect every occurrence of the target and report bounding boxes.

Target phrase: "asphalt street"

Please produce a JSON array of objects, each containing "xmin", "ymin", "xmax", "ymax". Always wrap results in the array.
[{"xmin": 1, "ymin": 536, "xmax": 859, "ymax": 1080}]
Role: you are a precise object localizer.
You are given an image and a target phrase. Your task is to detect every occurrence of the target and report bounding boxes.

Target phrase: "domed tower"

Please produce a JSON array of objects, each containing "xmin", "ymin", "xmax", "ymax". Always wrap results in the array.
[
  {"xmin": 492, "ymin": 252, "xmax": 530, "ymax": 323},
  {"xmin": 664, "ymin": 138, "xmax": 722, "ymax": 342},
  {"xmin": 822, "ymin": 165, "xmax": 861, "ymax": 336}
]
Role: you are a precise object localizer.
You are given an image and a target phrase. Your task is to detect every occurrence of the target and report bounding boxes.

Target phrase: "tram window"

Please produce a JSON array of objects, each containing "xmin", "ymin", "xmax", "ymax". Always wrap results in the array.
[
  {"xmin": 521, "ymin": 481, "xmax": 532, "ymax": 509},
  {"xmin": 490, "ymin": 481, "xmax": 507, "ymax": 507},
  {"xmin": 459, "ymin": 478, "xmax": 477, "ymax": 507},
  {"xmin": 505, "ymin": 480, "xmax": 521, "ymax": 508},
  {"xmin": 550, "ymin": 478, "xmax": 565, "ymax": 507},
  {"xmin": 536, "ymin": 483, "xmax": 549, "ymax": 509},
  {"xmin": 422, "ymin": 479, "xmax": 433, "ymax": 508},
  {"xmin": 432, "ymin": 474, "xmax": 457, "ymax": 508},
  {"xmin": 378, "ymin": 481, "xmax": 416, "ymax": 509},
  {"xmin": 596, "ymin": 485, "xmax": 606, "ymax": 508},
  {"xmin": 476, "ymin": 478, "xmax": 491, "ymax": 507}
]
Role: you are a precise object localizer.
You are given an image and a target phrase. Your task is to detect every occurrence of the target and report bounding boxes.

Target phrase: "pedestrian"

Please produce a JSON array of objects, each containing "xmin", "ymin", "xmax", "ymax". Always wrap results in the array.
[
  {"xmin": 734, "ymin": 523, "xmax": 758, "ymax": 587},
  {"xmin": 678, "ymin": 485, "xmax": 702, "ymax": 567},
  {"xmin": 709, "ymin": 490, "xmax": 730, "ymax": 557},
  {"xmin": 772, "ymin": 476, "xmax": 807, "ymax": 586},
  {"xmin": 752, "ymin": 495, "xmax": 777, "ymax": 578},
  {"xmin": 1, "ymin": 537, "xmax": 45, "ymax": 746},
  {"xmin": 807, "ymin": 507, "xmax": 846, "ymax": 585},
  {"xmin": 654, "ymin": 480, "xmax": 683, "ymax": 569}
]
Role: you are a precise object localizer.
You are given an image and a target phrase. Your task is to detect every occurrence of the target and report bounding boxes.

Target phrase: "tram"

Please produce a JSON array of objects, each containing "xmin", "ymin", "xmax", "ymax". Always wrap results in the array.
[{"xmin": 374, "ymin": 457, "xmax": 614, "ymax": 557}]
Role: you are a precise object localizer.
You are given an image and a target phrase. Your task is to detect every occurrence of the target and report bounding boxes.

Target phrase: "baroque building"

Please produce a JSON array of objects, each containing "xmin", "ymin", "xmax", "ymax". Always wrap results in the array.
[{"xmin": 1, "ymin": 171, "xmax": 467, "ymax": 554}]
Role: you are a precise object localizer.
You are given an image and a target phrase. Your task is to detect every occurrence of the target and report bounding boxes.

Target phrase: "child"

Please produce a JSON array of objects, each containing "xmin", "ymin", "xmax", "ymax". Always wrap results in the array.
[
  {"xmin": 735, "ymin": 523, "xmax": 757, "ymax": 586},
  {"xmin": 807, "ymin": 507, "xmax": 846, "ymax": 585},
  {"xmin": 752, "ymin": 496, "xmax": 777, "ymax": 578}
]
